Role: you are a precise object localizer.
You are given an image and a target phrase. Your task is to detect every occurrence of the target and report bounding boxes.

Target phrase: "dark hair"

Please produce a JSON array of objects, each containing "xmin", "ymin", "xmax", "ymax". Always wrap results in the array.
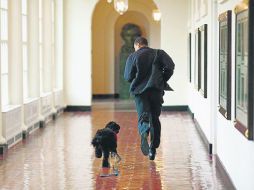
[{"xmin": 134, "ymin": 37, "xmax": 148, "ymax": 46}]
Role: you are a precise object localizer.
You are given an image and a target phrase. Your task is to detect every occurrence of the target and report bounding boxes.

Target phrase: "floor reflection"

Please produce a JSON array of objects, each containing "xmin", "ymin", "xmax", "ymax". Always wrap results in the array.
[
  {"xmin": 142, "ymin": 162, "xmax": 162, "ymax": 189},
  {"xmin": 0, "ymin": 108, "xmax": 234, "ymax": 189}
]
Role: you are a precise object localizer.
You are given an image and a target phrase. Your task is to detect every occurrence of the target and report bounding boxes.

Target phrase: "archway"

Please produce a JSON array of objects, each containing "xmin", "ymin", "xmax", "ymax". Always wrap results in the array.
[{"xmin": 92, "ymin": 0, "xmax": 161, "ymax": 99}]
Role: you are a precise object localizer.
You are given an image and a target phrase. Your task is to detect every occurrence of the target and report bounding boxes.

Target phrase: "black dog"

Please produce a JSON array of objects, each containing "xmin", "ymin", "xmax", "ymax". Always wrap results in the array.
[{"xmin": 91, "ymin": 121, "xmax": 120, "ymax": 167}]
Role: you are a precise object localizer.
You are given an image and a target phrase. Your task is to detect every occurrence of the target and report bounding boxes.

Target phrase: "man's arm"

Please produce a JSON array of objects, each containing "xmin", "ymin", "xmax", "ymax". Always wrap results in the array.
[
  {"xmin": 124, "ymin": 54, "xmax": 137, "ymax": 82},
  {"xmin": 160, "ymin": 50, "xmax": 175, "ymax": 82}
]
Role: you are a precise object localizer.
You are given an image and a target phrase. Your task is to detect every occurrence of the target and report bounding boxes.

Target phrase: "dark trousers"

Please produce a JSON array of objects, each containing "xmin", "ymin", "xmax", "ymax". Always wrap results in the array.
[{"xmin": 134, "ymin": 89, "xmax": 163, "ymax": 149}]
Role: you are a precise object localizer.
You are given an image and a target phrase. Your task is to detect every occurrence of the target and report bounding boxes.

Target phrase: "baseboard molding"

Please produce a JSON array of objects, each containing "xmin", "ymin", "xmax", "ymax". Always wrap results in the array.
[
  {"xmin": 193, "ymin": 118, "xmax": 213, "ymax": 154},
  {"xmin": 162, "ymin": 105, "xmax": 188, "ymax": 111},
  {"xmin": 215, "ymin": 155, "xmax": 236, "ymax": 190},
  {"xmin": 163, "ymin": 105, "xmax": 212, "ymax": 153},
  {"xmin": 64, "ymin": 106, "xmax": 91, "ymax": 112},
  {"xmin": 93, "ymin": 94, "xmax": 119, "ymax": 99},
  {"xmin": 188, "ymin": 107, "xmax": 212, "ymax": 154},
  {"xmin": 187, "ymin": 107, "xmax": 194, "ymax": 119}
]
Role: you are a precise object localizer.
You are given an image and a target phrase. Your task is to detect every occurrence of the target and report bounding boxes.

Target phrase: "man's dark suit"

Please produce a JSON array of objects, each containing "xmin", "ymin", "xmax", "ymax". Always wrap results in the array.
[{"xmin": 124, "ymin": 46, "xmax": 175, "ymax": 150}]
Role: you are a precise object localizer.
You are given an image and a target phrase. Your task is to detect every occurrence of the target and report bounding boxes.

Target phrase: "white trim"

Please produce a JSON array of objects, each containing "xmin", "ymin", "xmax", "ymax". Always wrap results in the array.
[
  {"xmin": 2, "ymin": 104, "xmax": 21, "ymax": 113},
  {"xmin": 53, "ymin": 88, "xmax": 62, "ymax": 93},
  {"xmin": 24, "ymin": 97, "xmax": 39, "ymax": 104},
  {"xmin": 40, "ymin": 91, "xmax": 52, "ymax": 98}
]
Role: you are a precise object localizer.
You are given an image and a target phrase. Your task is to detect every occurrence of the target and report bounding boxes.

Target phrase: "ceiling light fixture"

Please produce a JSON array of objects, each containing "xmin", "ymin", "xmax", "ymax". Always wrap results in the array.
[
  {"xmin": 114, "ymin": 0, "xmax": 128, "ymax": 15},
  {"xmin": 153, "ymin": 9, "xmax": 161, "ymax": 21}
]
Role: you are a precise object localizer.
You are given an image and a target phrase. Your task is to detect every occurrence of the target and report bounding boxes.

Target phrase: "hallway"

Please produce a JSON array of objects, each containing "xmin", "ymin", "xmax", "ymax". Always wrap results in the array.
[{"xmin": 0, "ymin": 106, "xmax": 234, "ymax": 189}]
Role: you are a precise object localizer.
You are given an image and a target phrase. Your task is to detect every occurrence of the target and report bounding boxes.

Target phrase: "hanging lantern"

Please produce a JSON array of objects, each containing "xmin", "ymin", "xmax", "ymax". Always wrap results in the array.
[
  {"xmin": 114, "ymin": 0, "xmax": 128, "ymax": 15},
  {"xmin": 153, "ymin": 9, "xmax": 161, "ymax": 21}
]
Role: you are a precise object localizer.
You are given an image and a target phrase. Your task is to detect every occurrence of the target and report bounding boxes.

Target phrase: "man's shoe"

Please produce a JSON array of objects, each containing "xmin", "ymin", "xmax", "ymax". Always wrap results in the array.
[
  {"xmin": 95, "ymin": 147, "xmax": 102, "ymax": 158},
  {"xmin": 141, "ymin": 132, "xmax": 149, "ymax": 156},
  {"xmin": 149, "ymin": 148, "xmax": 156, "ymax": 160},
  {"xmin": 102, "ymin": 159, "xmax": 110, "ymax": 168}
]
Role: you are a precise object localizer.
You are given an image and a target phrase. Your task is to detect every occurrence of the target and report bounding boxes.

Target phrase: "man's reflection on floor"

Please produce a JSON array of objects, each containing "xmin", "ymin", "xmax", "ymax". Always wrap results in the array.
[{"xmin": 142, "ymin": 161, "xmax": 163, "ymax": 190}]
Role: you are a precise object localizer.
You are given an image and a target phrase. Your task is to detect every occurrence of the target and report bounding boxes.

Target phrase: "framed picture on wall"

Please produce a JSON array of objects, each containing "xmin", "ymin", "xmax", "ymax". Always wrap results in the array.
[
  {"xmin": 194, "ymin": 29, "xmax": 200, "ymax": 89},
  {"xmin": 234, "ymin": 0, "xmax": 254, "ymax": 140},
  {"xmin": 188, "ymin": 33, "xmax": 192, "ymax": 82},
  {"xmin": 199, "ymin": 24, "xmax": 207, "ymax": 98},
  {"xmin": 218, "ymin": 11, "xmax": 232, "ymax": 120}
]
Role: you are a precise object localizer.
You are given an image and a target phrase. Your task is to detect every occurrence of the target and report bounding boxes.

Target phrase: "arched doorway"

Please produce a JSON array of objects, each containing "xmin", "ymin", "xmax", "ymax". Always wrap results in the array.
[{"xmin": 92, "ymin": 0, "xmax": 161, "ymax": 99}]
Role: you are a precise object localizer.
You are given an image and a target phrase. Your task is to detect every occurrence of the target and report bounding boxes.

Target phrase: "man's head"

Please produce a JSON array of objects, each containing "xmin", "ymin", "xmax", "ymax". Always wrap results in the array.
[{"xmin": 134, "ymin": 37, "xmax": 148, "ymax": 51}]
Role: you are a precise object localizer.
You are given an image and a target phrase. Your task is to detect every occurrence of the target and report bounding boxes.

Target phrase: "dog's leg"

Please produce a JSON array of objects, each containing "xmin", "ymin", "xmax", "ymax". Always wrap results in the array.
[
  {"xmin": 110, "ymin": 152, "xmax": 121, "ymax": 176},
  {"xmin": 102, "ymin": 150, "xmax": 110, "ymax": 168}
]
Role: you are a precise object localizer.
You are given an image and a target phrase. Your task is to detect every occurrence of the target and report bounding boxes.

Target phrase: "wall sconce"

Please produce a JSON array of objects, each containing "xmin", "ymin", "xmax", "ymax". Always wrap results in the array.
[
  {"xmin": 153, "ymin": 9, "xmax": 161, "ymax": 21},
  {"xmin": 114, "ymin": 0, "xmax": 128, "ymax": 15}
]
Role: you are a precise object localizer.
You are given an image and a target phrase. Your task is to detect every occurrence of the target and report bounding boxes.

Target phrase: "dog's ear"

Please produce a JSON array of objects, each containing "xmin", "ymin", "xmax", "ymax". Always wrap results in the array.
[{"xmin": 105, "ymin": 121, "xmax": 120, "ymax": 133}]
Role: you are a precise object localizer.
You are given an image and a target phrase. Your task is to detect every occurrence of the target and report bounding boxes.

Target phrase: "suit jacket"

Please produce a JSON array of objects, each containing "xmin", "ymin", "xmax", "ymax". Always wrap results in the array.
[{"xmin": 124, "ymin": 47, "xmax": 175, "ymax": 95}]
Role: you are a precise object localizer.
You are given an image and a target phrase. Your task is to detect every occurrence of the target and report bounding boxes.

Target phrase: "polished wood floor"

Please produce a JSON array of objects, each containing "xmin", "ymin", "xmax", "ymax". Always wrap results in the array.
[{"xmin": 0, "ymin": 101, "xmax": 234, "ymax": 189}]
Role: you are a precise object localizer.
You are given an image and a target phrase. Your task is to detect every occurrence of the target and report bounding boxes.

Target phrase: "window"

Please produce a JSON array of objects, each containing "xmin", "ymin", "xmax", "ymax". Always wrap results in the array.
[
  {"xmin": 52, "ymin": 0, "xmax": 55, "ymax": 89},
  {"xmin": 39, "ymin": 0, "xmax": 43, "ymax": 94},
  {"xmin": 22, "ymin": 0, "xmax": 29, "ymax": 100},
  {"xmin": 0, "ymin": 0, "xmax": 8, "ymax": 106}
]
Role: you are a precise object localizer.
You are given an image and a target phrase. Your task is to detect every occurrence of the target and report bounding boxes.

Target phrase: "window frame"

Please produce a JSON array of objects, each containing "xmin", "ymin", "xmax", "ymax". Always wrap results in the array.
[
  {"xmin": 0, "ymin": 0, "xmax": 9, "ymax": 106},
  {"xmin": 22, "ymin": 0, "xmax": 29, "ymax": 100}
]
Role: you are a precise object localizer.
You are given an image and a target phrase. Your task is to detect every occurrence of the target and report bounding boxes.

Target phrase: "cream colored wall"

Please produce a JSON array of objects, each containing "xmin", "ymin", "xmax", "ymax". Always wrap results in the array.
[
  {"xmin": 92, "ymin": 2, "xmax": 116, "ymax": 94},
  {"xmin": 187, "ymin": 0, "xmax": 213, "ymax": 144},
  {"xmin": 216, "ymin": 1, "xmax": 254, "ymax": 190},
  {"xmin": 154, "ymin": 0, "xmax": 189, "ymax": 106},
  {"xmin": 64, "ymin": 0, "xmax": 188, "ymax": 107},
  {"xmin": 92, "ymin": 0, "xmax": 160, "ymax": 95},
  {"xmin": 187, "ymin": 0, "xmax": 254, "ymax": 189},
  {"xmin": 127, "ymin": 0, "xmax": 161, "ymax": 48},
  {"xmin": 64, "ymin": 0, "xmax": 95, "ymax": 105}
]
